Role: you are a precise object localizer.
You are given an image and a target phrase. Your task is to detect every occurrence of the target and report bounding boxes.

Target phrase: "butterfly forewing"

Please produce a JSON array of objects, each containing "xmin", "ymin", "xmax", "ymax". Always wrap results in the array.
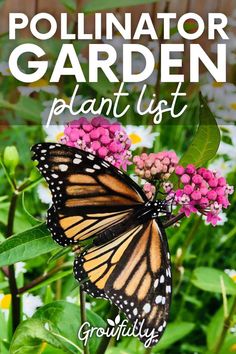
[
  {"xmin": 32, "ymin": 142, "xmax": 172, "ymax": 347},
  {"xmin": 31, "ymin": 143, "xmax": 147, "ymax": 246},
  {"xmin": 74, "ymin": 219, "xmax": 171, "ymax": 346}
]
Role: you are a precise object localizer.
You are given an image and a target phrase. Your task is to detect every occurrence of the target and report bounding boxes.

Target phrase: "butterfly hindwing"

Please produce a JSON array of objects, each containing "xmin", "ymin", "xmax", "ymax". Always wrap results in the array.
[
  {"xmin": 74, "ymin": 219, "xmax": 171, "ymax": 346},
  {"xmin": 31, "ymin": 143, "xmax": 147, "ymax": 246}
]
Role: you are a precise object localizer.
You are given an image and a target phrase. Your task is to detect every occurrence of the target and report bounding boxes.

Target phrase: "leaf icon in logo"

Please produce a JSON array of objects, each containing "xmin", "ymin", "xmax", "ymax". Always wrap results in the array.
[
  {"xmin": 115, "ymin": 315, "xmax": 121, "ymax": 325},
  {"xmin": 107, "ymin": 319, "xmax": 115, "ymax": 326}
]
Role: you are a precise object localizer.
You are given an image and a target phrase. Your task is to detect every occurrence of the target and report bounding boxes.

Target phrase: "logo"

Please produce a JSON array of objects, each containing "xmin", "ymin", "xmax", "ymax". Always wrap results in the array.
[{"xmin": 78, "ymin": 315, "xmax": 159, "ymax": 348}]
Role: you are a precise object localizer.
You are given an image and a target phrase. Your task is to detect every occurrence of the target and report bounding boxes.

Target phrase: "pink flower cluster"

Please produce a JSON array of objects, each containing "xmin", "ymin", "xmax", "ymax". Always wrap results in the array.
[
  {"xmin": 133, "ymin": 151, "xmax": 179, "ymax": 181},
  {"xmin": 61, "ymin": 117, "xmax": 132, "ymax": 170},
  {"xmin": 172, "ymin": 164, "xmax": 234, "ymax": 226}
]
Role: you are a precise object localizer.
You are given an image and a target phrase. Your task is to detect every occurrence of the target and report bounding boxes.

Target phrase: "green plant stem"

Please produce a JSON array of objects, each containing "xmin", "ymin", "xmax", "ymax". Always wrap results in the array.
[
  {"xmin": 96, "ymin": 304, "xmax": 119, "ymax": 354},
  {"xmin": 175, "ymin": 218, "xmax": 201, "ymax": 271},
  {"xmin": 213, "ymin": 296, "xmax": 236, "ymax": 354},
  {"xmin": 80, "ymin": 288, "xmax": 89, "ymax": 354},
  {"xmin": 17, "ymin": 265, "xmax": 62, "ymax": 294},
  {"xmin": 144, "ymin": 348, "xmax": 152, "ymax": 354},
  {"xmin": 6, "ymin": 191, "xmax": 20, "ymax": 332}
]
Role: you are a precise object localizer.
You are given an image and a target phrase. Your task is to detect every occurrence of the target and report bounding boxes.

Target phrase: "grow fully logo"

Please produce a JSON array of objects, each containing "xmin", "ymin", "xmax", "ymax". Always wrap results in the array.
[{"xmin": 78, "ymin": 315, "xmax": 159, "ymax": 348}]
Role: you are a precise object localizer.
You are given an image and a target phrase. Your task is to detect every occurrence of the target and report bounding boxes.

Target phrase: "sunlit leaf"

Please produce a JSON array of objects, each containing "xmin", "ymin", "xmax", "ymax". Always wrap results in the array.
[
  {"xmin": 192, "ymin": 267, "xmax": 236, "ymax": 295},
  {"xmin": 0, "ymin": 224, "xmax": 60, "ymax": 267}
]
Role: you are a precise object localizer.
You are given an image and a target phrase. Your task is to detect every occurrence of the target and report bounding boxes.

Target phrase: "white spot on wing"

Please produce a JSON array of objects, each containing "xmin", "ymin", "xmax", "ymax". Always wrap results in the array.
[
  {"xmin": 59, "ymin": 164, "xmax": 68, "ymax": 172},
  {"xmin": 73, "ymin": 158, "xmax": 82, "ymax": 165}
]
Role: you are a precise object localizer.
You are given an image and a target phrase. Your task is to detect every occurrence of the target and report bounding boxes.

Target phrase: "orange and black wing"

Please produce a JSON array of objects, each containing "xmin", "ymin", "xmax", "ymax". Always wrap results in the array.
[
  {"xmin": 31, "ymin": 143, "xmax": 147, "ymax": 246},
  {"xmin": 74, "ymin": 219, "xmax": 171, "ymax": 347}
]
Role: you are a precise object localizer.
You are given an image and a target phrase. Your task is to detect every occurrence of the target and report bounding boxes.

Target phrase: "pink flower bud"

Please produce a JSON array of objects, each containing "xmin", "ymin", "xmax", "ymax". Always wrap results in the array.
[
  {"xmin": 186, "ymin": 164, "xmax": 196, "ymax": 174},
  {"xmin": 98, "ymin": 147, "xmax": 108, "ymax": 158},
  {"xmin": 91, "ymin": 141, "xmax": 101, "ymax": 151},
  {"xmin": 69, "ymin": 130, "xmax": 80, "ymax": 142},
  {"xmin": 181, "ymin": 174, "xmax": 191, "ymax": 184},
  {"xmin": 218, "ymin": 177, "xmax": 226, "ymax": 187},
  {"xmin": 89, "ymin": 129, "xmax": 100, "ymax": 140},
  {"xmin": 200, "ymin": 197, "xmax": 209, "ymax": 207},
  {"xmin": 191, "ymin": 191, "xmax": 202, "ymax": 200},
  {"xmin": 207, "ymin": 190, "xmax": 217, "ymax": 201},
  {"xmin": 192, "ymin": 174, "xmax": 203, "ymax": 184},
  {"xmin": 83, "ymin": 124, "xmax": 93, "ymax": 132},
  {"xmin": 200, "ymin": 187, "xmax": 208, "ymax": 196},
  {"xmin": 175, "ymin": 166, "xmax": 185, "ymax": 175},
  {"xmin": 208, "ymin": 178, "xmax": 218, "ymax": 188},
  {"xmin": 184, "ymin": 185, "xmax": 193, "ymax": 195},
  {"xmin": 203, "ymin": 171, "xmax": 213, "ymax": 180}
]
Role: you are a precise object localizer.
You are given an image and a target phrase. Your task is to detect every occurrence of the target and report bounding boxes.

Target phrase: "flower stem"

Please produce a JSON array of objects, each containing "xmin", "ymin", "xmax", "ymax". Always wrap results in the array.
[
  {"xmin": 96, "ymin": 304, "xmax": 119, "ymax": 354},
  {"xmin": 80, "ymin": 288, "xmax": 90, "ymax": 354},
  {"xmin": 6, "ymin": 192, "xmax": 20, "ymax": 333},
  {"xmin": 213, "ymin": 296, "xmax": 236, "ymax": 354},
  {"xmin": 144, "ymin": 348, "xmax": 152, "ymax": 354}
]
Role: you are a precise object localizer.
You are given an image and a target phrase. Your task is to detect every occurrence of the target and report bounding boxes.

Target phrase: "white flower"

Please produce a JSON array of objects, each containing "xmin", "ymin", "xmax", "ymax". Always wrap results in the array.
[
  {"xmin": 125, "ymin": 125, "xmax": 159, "ymax": 150},
  {"xmin": 0, "ymin": 62, "xmax": 11, "ymax": 76},
  {"xmin": 22, "ymin": 293, "xmax": 43, "ymax": 317},
  {"xmin": 201, "ymin": 75, "xmax": 236, "ymax": 102},
  {"xmin": 216, "ymin": 212, "xmax": 228, "ymax": 226},
  {"xmin": 43, "ymin": 124, "xmax": 65, "ymax": 143},
  {"xmin": 37, "ymin": 183, "xmax": 52, "ymax": 205},
  {"xmin": 15, "ymin": 262, "xmax": 27, "ymax": 277},
  {"xmin": 209, "ymin": 157, "xmax": 233, "ymax": 177},
  {"xmin": 224, "ymin": 269, "xmax": 236, "ymax": 283},
  {"xmin": 18, "ymin": 79, "xmax": 59, "ymax": 96}
]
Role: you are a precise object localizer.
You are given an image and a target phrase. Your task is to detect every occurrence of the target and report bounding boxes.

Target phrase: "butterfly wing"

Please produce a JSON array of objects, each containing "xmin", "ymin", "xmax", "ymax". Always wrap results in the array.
[
  {"xmin": 31, "ymin": 143, "xmax": 147, "ymax": 246},
  {"xmin": 74, "ymin": 219, "xmax": 171, "ymax": 347}
]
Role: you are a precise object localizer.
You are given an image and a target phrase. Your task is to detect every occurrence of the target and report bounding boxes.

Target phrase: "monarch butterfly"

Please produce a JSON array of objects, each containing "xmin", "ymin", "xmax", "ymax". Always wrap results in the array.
[{"xmin": 31, "ymin": 142, "xmax": 172, "ymax": 347}]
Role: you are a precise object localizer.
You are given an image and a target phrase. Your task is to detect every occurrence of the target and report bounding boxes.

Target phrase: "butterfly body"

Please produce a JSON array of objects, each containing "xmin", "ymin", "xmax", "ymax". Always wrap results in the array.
[{"xmin": 32, "ymin": 142, "xmax": 172, "ymax": 347}]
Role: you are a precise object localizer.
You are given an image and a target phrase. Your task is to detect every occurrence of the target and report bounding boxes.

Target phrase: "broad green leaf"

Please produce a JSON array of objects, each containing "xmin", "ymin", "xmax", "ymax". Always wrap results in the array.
[
  {"xmin": 192, "ymin": 267, "xmax": 236, "ymax": 295},
  {"xmin": 9, "ymin": 318, "xmax": 66, "ymax": 354},
  {"xmin": 207, "ymin": 298, "xmax": 234, "ymax": 352},
  {"xmin": 33, "ymin": 301, "xmax": 106, "ymax": 354},
  {"xmin": 83, "ymin": 0, "xmax": 160, "ymax": 13},
  {"xmin": 60, "ymin": 0, "xmax": 76, "ymax": 12},
  {"xmin": 178, "ymin": 94, "xmax": 220, "ymax": 167},
  {"xmin": 0, "ymin": 224, "xmax": 60, "ymax": 267},
  {"xmin": 154, "ymin": 322, "xmax": 195, "ymax": 351}
]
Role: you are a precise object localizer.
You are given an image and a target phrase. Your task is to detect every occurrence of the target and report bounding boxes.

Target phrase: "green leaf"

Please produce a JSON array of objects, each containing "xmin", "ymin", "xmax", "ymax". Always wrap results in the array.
[
  {"xmin": 192, "ymin": 267, "xmax": 236, "ymax": 295},
  {"xmin": 9, "ymin": 318, "xmax": 66, "ymax": 354},
  {"xmin": 33, "ymin": 301, "xmax": 106, "ymax": 354},
  {"xmin": 178, "ymin": 94, "xmax": 220, "ymax": 167},
  {"xmin": 0, "ymin": 223, "xmax": 60, "ymax": 267},
  {"xmin": 154, "ymin": 322, "xmax": 195, "ymax": 351},
  {"xmin": 60, "ymin": 0, "xmax": 76, "ymax": 12},
  {"xmin": 83, "ymin": 0, "xmax": 160, "ymax": 13}
]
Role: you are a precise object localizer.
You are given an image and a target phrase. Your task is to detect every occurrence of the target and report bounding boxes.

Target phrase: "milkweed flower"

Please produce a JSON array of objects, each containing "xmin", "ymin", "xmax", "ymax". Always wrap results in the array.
[
  {"xmin": 133, "ymin": 151, "xmax": 179, "ymax": 181},
  {"xmin": 61, "ymin": 116, "xmax": 132, "ymax": 170},
  {"xmin": 172, "ymin": 165, "xmax": 234, "ymax": 226}
]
